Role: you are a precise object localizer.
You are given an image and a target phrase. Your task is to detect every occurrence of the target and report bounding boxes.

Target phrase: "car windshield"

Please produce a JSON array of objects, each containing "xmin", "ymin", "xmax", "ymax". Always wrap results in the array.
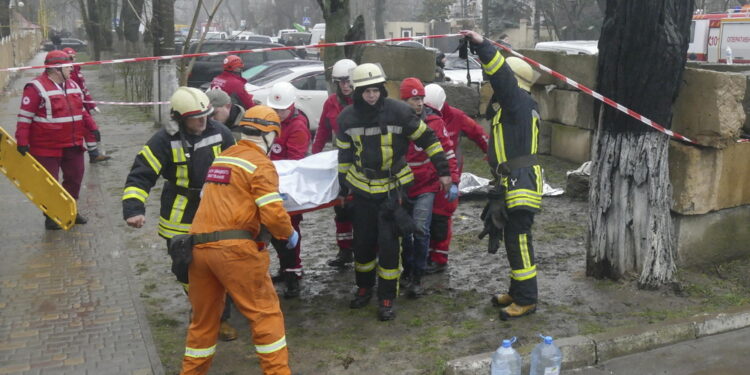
[
  {"xmin": 445, "ymin": 54, "xmax": 481, "ymax": 70},
  {"xmin": 249, "ymin": 68, "xmax": 292, "ymax": 86},
  {"xmin": 242, "ymin": 63, "xmax": 271, "ymax": 80}
]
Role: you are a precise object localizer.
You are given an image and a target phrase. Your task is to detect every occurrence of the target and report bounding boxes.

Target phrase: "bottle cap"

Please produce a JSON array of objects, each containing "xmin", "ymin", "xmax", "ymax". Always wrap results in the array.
[{"xmin": 502, "ymin": 336, "xmax": 517, "ymax": 348}]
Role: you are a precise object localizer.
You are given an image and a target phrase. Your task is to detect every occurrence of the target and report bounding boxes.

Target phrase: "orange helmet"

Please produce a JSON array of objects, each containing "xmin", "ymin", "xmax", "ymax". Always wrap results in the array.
[
  {"xmin": 238, "ymin": 105, "xmax": 281, "ymax": 136},
  {"xmin": 62, "ymin": 47, "xmax": 76, "ymax": 57},
  {"xmin": 223, "ymin": 55, "xmax": 244, "ymax": 71},
  {"xmin": 45, "ymin": 50, "xmax": 72, "ymax": 65}
]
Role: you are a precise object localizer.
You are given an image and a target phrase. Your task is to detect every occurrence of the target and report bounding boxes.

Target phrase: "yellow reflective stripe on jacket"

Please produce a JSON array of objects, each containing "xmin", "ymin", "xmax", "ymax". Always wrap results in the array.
[
  {"xmin": 172, "ymin": 145, "xmax": 187, "ymax": 163},
  {"xmin": 338, "ymin": 162, "xmax": 352, "ymax": 174},
  {"xmin": 352, "ymin": 134, "xmax": 363, "ymax": 168},
  {"xmin": 213, "ymin": 156, "xmax": 257, "ymax": 175},
  {"xmin": 255, "ymin": 192, "xmax": 283, "ymax": 208},
  {"xmin": 519, "ymin": 234, "xmax": 532, "ymax": 269},
  {"xmin": 408, "ymin": 121, "xmax": 428, "ymax": 141},
  {"xmin": 377, "ymin": 266, "xmax": 401, "ymax": 280},
  {"xmin": 424, "ymin": 141, "xmax": 443, "ymax": 157},
  {"xmin": 158, "ymin": 225, "xmax": 188, "ymax": 239},
  {"xmin": 212, "ymin": 144, "xmax": 221, "ymax": 157},
  {"xmin": 122, "ymin": 186, "xmax": 148, "ymax": 203},
  {"xmin": 380, "ymin": 133, "xmax": 393, "ymax": 170},
  {"xmin": 531, "ymin": 116, "xmax": 539, "ymax": 154},
  {"xmin": 511, "ymin": 265, "xmax": 537, "ymax": 281},
  {"xmin": 346, "ymin": 166, "xmax": 414, "ymax": 195},
  {"xmin": 491, "ymin": 109, "xmax": 507, "ymax": 164},
  {"xmin": 355, "ymin": 260, "xmax": 376, "ymax": 273},
  {"xmin": 185, "ymin": 345, "xmax": 216, "ymax": 358},
  {"xmin": 175, "ymin": 165, "xmax": 189, "ymax": 188},
  {"xmin": 139, "ymin": 145, "xmax": 162, "ymax": 174},
  {"xmin": 336, "ymin": 138, "xmax": 351, "ymax": 149},
  {"xmin": 483, "ymin": 51, "xmax": 505, "ymax": 75},
  {"xmin": 255, "ymin": 336, "xmax": 287, "ymax": 354},
  {"xmin": 168, "ymin": 195, "xmax": 189, "ymax": 224}
]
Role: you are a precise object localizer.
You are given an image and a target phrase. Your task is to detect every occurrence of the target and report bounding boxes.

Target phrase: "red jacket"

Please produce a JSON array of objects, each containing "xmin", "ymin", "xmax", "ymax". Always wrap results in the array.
[
  {"xmin": 311, "ymin": 93, "xmax": 352, "ymax": 154},
  {"xmin": 210, "ymin": 71, "xmax": 255, "ymax": 109},
  {"xmin": 406, "ymin": 106, "xmax": 459, "ymax": 198},
  {"xmin": 270, "ymin": 106, "xmax": 311, "ymax": 161},
  {"xmin": 70, "ymin": 66, "xmax": 96, "ymax": 112},
  {"xmin": 16, "ymin": 73, "xmax": 87, "ymax": 157},
  {"xmin": 442, "ymin": 103, "xmax": 488, "ymax": 174}
]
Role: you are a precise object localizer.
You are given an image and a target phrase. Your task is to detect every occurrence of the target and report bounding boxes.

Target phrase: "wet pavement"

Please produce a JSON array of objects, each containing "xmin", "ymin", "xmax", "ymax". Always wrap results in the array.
[{"xmin": 0, "ymin": 53, "xmax": 163, "ymax": 375}]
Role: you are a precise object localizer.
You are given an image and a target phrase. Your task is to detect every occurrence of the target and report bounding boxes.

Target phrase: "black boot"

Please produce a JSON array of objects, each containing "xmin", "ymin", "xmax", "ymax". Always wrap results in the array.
[
  {"xmin": 283, "ymin": 272, "xmax": 300, "ymax": 299},
  {"xmin": 406, "ymin": 274, "xmax": 423, "ymax": 299},
  {"xmin": 75, "ymin": 213, "xmax": 88, "ymax": 224},
  {"xmin": 44, "ymin": 216, "xmax": 62, "ymax": 230},
  {"xmin": 425, "ymin": 260, "xmax": 447, "ymax": 274},
  {"xmin": 271, "ymin": 268, "xmax": 284, "ymax": 283},
  {"xmin": 377, "ymin": 299, "xmax": 396, "ymax": 321},
  {"xmin": 327, "ymin": 247, "xmax": 353, "ymax": 267},
  {"xmin": 349, "ymin": 287, "xmax": 372, "ymax": 309}
]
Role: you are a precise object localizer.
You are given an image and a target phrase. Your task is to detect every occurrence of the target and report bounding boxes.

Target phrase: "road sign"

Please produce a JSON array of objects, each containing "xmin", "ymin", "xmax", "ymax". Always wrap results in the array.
[{"xmin": 302, "ymin": 17, "xmax": 311, "ymax": 26}]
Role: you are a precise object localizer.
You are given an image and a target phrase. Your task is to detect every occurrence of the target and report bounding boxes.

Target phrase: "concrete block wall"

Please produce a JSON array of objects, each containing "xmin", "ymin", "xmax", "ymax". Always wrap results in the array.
[{"xmin": 359, "ymin": 45, "xmax": 435, "ymax": 83}]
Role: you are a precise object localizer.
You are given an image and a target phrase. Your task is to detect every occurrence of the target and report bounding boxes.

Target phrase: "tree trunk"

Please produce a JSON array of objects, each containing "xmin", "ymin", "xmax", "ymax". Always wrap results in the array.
[
  {"xmin": 374, "ymin": 0, "xmax": 385, "ymax": 39},
  {"xmin": 533, "ymin": 0, "xmax": 540, "ymax": 44},
  {"xmin": 152, "ymin": 0, "xmax": 175, "ymax": 57},
  {"xmin": 587, "ymin": 0, "xmax": 694, "ymax": 289},
  {"xmin": 0, "ymin": 0, "xmax": 10, "ymax": 39},
  {"xmin": 317, "ymin": 0, "xmax": 350, "ymax": 77},
  {"xmin": 98, "ymin": 0, "xmax": 113, "ymax": 50},
  {"xmin": 121, "ymin": 0, "xmax": 145, "ymax": 43},
  {"xmin": 482, "ymin": 0, "xmax": 489, "ymax": 35},
  {"xmin": 180, "ymin": 0, "xmax": 223, "ymax": 86}
]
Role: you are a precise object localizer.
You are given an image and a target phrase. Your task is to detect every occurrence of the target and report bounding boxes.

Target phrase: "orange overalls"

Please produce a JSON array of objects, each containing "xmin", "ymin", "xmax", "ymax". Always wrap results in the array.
[{"xmin": 180, "ymin": 140, "xmax": 294, "ymax": 375}]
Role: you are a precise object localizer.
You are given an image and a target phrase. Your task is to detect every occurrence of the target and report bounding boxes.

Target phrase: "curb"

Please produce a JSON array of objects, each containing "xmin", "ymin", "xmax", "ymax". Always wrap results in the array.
[{"xmin": 444, "ymin": 305, "xmax": 750, "ymax": 374}]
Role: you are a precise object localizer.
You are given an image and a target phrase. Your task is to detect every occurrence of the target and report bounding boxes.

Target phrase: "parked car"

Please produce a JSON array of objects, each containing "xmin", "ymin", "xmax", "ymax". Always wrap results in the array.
[
  {"xmin": 246, "ymin": 64, "xmax": 329, "ymax": 131},
  {"xmin": 306, "ymin": 23, "xmax": 326, "ymax": 58},
  {"xmin": 443, "ymin": 52, "xmax": 484, "ymax": 84},
  {"xmin": 242, "ymin": 59, "xmax": 322, "ymax": 82},
  {"xmin": 237, "ymin": 35, "xmax": 273, "ymax": 43},
  {"xmin": 279, "ymin": 32, "xmax": 312, "ymax": 46},
  {"xmin": 43, "ymin": 38, "xmax": 88, "ymax": 52},
  {"xmin": 186, "ymin": 40, "xmax": 299, "ymax": 88},
  {"xmin": 204, "ymin": 31, "xmax": 228, "ymax": 40},
  {"xmin": 534, "ymin": 40, "xmax": 598, "ymax": 55}
]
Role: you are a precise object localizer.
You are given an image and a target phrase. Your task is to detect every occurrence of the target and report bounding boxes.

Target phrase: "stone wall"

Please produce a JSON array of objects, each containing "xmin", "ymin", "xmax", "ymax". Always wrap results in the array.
[{"xmin": 359, "ymin": 45, "xmax": 435, "ymax": 83}]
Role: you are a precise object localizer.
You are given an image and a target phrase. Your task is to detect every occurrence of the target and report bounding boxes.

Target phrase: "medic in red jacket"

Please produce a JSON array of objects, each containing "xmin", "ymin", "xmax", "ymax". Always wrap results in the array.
[
  {"xmin": 311, "ymin": 93, "xmax": 352, "ymax": 154},
  {"xmin": 209, "ymin": 55, "xmax": 255, "ymax": 110}
]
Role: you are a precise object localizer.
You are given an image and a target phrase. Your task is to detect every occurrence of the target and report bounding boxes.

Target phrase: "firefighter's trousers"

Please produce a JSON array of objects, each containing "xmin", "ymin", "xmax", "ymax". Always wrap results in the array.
[
  {"xmin": 352, "ymin": 194, "xmax": 402, "ymax": 301},
  {"xmin": 503, "ymin": 210, "xmax": 538, "ymax": 306},
  {"xmin": 180, "ymin": 240, "xmax": 290, "ymax": 375}
]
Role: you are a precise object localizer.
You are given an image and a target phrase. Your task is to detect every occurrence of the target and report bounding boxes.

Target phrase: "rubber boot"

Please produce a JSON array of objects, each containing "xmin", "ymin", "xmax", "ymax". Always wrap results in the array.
[
  {"xmin": 283, "ymin": 272, "xmax": 300, "ymax": 299},
  {"xmin": 271, "ymin": 268, "xmax": 284, "ymax": 283},
  {"xmin": 44, "ymin": 215, "xmax": 62, "ymax": 230},
  {"xmin": 75, "ymin": 213, "xmax": 88, "ymax": 224},
  {"xmin": 377, "ymin": 299, "xmax": 396, "ymax": 321},
  {"xmin": 406, "ymin": 274, "xmax": 424, "ymax": 299},
  {"xmin": 327, "ymin": 247, "xmax": 353, "ymax": 267},
  {"xmin": 349, "ymin": 287, "xmax": 372, "ymax": 309},
  {"xmin": 490, "ymin": 293, "xmax": 513, "ymax": 307},
  {"xmin": 499, "ymin": 302, "xmax": 536, "ymax": 321},
  {"xmin": 218, "ymin": 321, "xmax": 238, "ymax": 341}
]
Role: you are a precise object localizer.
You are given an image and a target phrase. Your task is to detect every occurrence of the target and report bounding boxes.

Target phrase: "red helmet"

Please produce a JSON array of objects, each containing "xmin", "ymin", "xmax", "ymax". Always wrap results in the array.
[
  {"xmin": 400, "ymin": 77, "xmax": 425, "ymax": 100},
  {"xmin": 45, "ymin": 50, "xmax": 72, "ymax": 65},
  {"xmin": 62, "ymin": 47, "xmax": 76, "ymax": 57},
  {"xmin": 223, "ymin": 55, "xmax": 244, "ymax": 71}
]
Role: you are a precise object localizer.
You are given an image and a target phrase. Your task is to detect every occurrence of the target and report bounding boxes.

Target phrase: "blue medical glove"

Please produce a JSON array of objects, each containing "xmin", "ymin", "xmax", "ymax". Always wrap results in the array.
[
  {"xmin": 445, "ymin": 184, "xmax": 459, "ymax": 202},
  {"xmin": 286, "ymin": 230, "xmax": 299, "ymax": 249}
]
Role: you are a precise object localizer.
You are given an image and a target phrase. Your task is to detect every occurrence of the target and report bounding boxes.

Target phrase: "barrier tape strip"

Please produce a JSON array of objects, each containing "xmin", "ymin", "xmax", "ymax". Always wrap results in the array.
[
  {"xmin": 0, "ymin": 34, "xmax": 460, "ymax": 73},
  {"xmin": 85, "ymin": 100, "xmax": 169, "ymax": 105},
  {"xmin": 488, "ymin": 40, "xmax": 696, "ymax": 145}
]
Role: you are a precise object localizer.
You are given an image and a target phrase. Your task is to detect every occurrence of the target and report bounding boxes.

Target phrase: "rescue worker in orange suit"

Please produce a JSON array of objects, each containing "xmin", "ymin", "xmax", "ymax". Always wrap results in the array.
[
  {"xmin": 311, "ymin": 58, "xmax": 357, "ymax": 268},
  {"xmin": 122, "ymin": 87, "xmax": 238, "ymax": 338},
  {"xmin": 63, "ymin": 47, "xmax": 111, "ymax": 163},
  {"xmin": 267, "ymin": 81, "xmax": 311, "ymax": 298},
  {"xmin": 423, "ymin": 83, "xmax": 489, "ymax": 274},
  {"xmin": 15, "ymin": 50, "xmax": 89, "ymax": 230},
  {"xmin": 337, "ymin": 63, "xmax": 452, "ymax": 321},
  {"xmin": 399, "ymin": 77, "xmax": 459, "ymax": 299},
  {"xmin": 461, "ymin": 30, "xmax": 543, "ymax": 320},
  {"xmin": 209, "ymin": 55, "xmax": 255, "ymax": 110},
  {"xmin": 181, "ymin": 105, "xmax": 295, "ymax": 375}
]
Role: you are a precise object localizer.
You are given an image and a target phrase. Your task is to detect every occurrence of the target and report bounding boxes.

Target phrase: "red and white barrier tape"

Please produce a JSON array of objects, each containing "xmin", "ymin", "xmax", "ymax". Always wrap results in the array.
[
  {"xmin": 85, "ymin": 100, "xmax": 169, "ymax": 106},
  {"xmin": 0, "ymin": 34, "xmax": 460, "ymax": 73},
  {"xmin": 489, "ymin": 40, "xmax": 696, "ymax": 145}
]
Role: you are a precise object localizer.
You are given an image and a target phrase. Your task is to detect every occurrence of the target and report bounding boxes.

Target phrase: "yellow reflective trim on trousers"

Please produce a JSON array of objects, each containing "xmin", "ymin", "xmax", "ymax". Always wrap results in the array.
[
  {"xmin": 139, "ymin": 146, "xmax": 162, "ymax": 174},
  {"xmin": 346, "ymin": 168, "xmax": 414, "ymax": 194},
  {"xmin": 185, "ymin": 345, "xmax": 216, "ymax": 358},
  {"xmin": 408, "ymin": 121, "xmax": 428, "ymax": 141},
  {"xmin": 169, "ymin": 195, "xmax": 189, "ymax": 224},
  {"xmin": 511, "ymin": 265, "xmax": 537, "ymax": 281},
  {"xmin": 507, "ymin": 199, "xmax": 541, "ymax": 209},
  {"xmin": 424, "ymin": 142, "xmax": 443, "ymax": 157},
  {"xmin": 338, "ymin": 163, "xmax": 352, "ymax": 173},
  {"xmin": 381, "ymin": 133, "xmax": 393, "ymax": 170},
  {"xmin": 175, "ymin": 165, "xmax": 189, "ymax": 188},
  {"xmin": 377, "ymin": 266, "xmax": 401, "ymax": 280},
  {"xmin": 483, "ymin": 51, "xmax": 505, "ymax": 75},
  {"xmin": 212, "ymin": 144, "xmax": 221, "ymax": 157},
  {"xmin": 122, "ymin": 186, "xmax": 149, "ymax": 203},
  {"xmin": 255, "ymin": 336, "xmax": 287, "ymax": 354},
  {"xmin": 255, "ymin": 192, "xmax": 283, "ymax": 208},
  {"xmin": 520, "ymin": 234, "xmax": 531, "ymax": 269},
  {"xmin": 355, "ymin": 260, "xmax": 376, "ymax": 272},
  {"xmin": 336, "ymin": 138, "xmax": 351, "ymax": 149},
  {"xmin": 214, "ymin": 156, "xmax": 257, "ymax": 175},
  {"xmin": 491, "ymin": 110, "xmax": 507, "ymax": 164}
]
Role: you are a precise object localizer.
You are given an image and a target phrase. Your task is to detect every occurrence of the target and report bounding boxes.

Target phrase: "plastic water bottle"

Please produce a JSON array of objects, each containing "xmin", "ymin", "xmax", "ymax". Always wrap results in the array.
[
  {"xmin": 491, "ymin": 337, "xmax": 521, "ymax": 375},
  {"xmin": 726, "ymin": 46, "xmax": 734, "ymax": 65},
  {"xmin": 529, "ymin": 335, "xmax": 562, "ymax": 375}
]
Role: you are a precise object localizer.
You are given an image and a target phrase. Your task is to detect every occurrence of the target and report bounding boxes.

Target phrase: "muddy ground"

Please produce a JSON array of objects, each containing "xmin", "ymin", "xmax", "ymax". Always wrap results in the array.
[{"xmin": 82, "ymin": 73, "xmax": 750, "ymax": 375}]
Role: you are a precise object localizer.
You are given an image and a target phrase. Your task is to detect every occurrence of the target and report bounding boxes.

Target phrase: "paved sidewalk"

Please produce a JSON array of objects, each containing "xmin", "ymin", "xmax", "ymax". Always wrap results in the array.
[{"xmin": 0, "ymin": 53, "xmax": 163, "ymax": 375}]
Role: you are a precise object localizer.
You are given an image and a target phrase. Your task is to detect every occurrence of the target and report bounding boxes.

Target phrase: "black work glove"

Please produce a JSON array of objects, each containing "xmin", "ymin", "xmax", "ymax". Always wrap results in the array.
[
  {"xmin": 92, "ymin": 130, "xmax": 101, "ymax": 142},
  {"xmin": 478, "ymin": 185, "xmax": 508, "ymax": 254},
  {"xmin": 17, "ymin": 145, "xmax": 29, "ymax": 156}
]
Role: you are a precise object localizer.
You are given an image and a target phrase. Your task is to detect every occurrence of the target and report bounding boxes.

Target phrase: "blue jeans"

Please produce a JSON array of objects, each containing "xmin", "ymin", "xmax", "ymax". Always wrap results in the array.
[{"xmin": 401, "ymin": 192, "xmax": 435, "ymax": 277}]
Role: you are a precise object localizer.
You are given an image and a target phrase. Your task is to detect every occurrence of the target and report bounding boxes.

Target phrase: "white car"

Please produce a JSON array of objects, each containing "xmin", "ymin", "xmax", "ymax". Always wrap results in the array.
[
  {"xmin": 534, "ymin": 40, "xmax": 598, "ymax": 55},
  {"xmin": 443, "ymin": 52, "xmax": 485, "ymax": 84},
  {"xmin": 246, "ymin": 64, "xmax": 328, "ymax": 131}
]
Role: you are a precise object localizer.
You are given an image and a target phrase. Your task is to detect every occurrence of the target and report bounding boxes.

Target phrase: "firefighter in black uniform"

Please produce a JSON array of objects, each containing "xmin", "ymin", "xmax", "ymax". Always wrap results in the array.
[
  {"xmin": 461, "ymin": 30, "xmax": 543, "ymax": 320},
  {"xmin": 122, "ymin": 86, "xmax": 237, "ymax": 337},
  {"xmin": 336, "ymin": 63, "xmax": 452, "ymax": 321}
]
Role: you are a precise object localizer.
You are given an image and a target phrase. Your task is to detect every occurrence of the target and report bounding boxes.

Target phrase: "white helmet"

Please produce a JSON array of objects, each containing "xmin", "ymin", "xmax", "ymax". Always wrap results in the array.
[
  {"xmin": 332, "ymin": 59, "xmax": 357, "ymax": 81},
  {"xmin": 350, "ymin": 63, "xmax": 386, "ymax": 89},
  {"xmin": 424, "ymin": 84, "xmax": 446, "ymax": 111},
  {"xmin": 266, "ymin": 81, "xmax": 296, "ymax": 109}
]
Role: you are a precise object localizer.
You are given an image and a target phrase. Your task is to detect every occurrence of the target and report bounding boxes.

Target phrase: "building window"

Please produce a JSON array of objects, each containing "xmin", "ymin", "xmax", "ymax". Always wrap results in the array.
[{"xmin": 401, "ymin": 28, "xmax": 413, "ymax": 38}]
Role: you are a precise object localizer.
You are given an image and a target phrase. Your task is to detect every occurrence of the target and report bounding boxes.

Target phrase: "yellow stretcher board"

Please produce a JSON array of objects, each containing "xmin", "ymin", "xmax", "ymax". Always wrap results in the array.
[{"xmin": 0, "ymin": 127, "xmax": 77, "ymax": 230}]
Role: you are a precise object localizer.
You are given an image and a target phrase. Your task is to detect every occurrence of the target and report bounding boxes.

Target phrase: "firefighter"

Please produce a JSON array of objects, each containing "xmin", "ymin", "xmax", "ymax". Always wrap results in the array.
[
  {"xmin": 461, "ymin": 30, "xmax": 542, "ymax": 320},
  {"xmin": 62, "ymin": 47, "xmax": 111, "ymax": 164},
  {"xmin": 311, "ymin": 58, "xmax": 357, "ymax": 268},
  {"xmin": 423, "ymin": 83, "xmax": 489, "ymax": 274},
  {"xmin": 181, "ymin": 105, "xmax": 295, "ymax": 375},
  {"xmin": 337, "ymin": 63, "xmax": 452, "ymax": 321},
  {"xmin": 15, "ymin": 50, "xmax": 89, "ymax": 230},
  {"xmin": 209, "ymin": 55, "xmax": 255, "ymax": 110},
  {"xmin": 399, "ymin": 78, "xmax": 459, "ymax": 298},
  {"xmin": 122, "ymin": 87, "xmax": 237, "ymax": 337},
  {"xmin": 267, "ymin": 81, "xmax": 311, "ymax": 299}
]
